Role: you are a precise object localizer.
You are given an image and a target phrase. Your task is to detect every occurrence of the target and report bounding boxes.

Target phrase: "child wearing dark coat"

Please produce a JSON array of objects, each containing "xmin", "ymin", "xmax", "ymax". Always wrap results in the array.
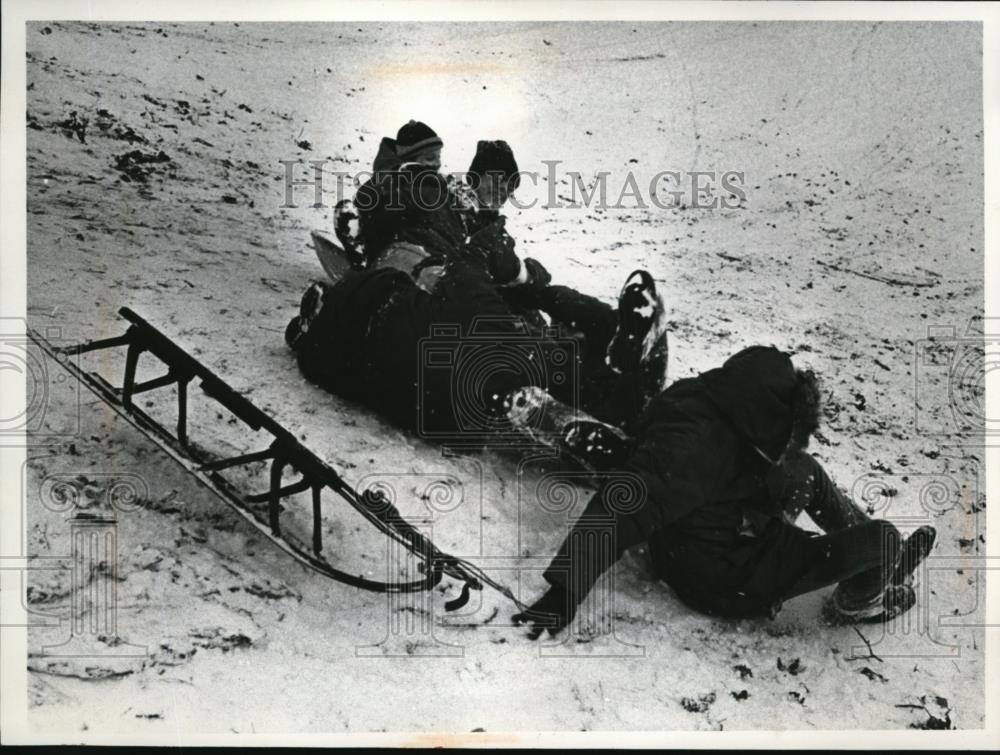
[{"xmin": 513, "ymin": 346, "xmax": 937, "ymax": 633}]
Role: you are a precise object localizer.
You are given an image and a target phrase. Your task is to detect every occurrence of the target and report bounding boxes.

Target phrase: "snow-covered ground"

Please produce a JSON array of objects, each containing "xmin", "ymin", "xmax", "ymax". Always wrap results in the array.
[{"xmin": 21, "ymin": 21, "xmax": 985, "ymax": 733}]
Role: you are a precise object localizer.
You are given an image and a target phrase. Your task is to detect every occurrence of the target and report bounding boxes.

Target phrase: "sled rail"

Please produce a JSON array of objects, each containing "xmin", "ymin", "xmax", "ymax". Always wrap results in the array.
[{"xmin": 29, "ymin": 308, "xmax": 519, "ymax": 611}]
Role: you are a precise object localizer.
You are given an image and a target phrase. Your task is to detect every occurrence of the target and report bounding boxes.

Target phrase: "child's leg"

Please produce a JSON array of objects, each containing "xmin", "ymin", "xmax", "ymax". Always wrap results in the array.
[
  {"xmin": 779, "ymin": 519, "xmax": 902, "ymax": 605},
  {"xmin": 764, "ymin": 453, "xmax": 903, "ymax": 614},
  {"xmin": 767, "ymin": 450, "xmax": 870, "ymax": 529}
]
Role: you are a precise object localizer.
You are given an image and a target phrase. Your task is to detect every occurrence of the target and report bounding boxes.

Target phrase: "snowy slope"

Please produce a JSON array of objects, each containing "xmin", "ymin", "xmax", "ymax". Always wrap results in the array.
[{"xmin": 23, "ymin": 21, "xmax": 984, "ymax": 733}]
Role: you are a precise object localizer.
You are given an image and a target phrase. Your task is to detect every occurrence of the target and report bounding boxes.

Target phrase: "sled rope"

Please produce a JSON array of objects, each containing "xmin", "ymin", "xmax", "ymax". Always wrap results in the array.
[{"xmin": 28, "ymin": 308, "xmax": 525, "ymax": 613}]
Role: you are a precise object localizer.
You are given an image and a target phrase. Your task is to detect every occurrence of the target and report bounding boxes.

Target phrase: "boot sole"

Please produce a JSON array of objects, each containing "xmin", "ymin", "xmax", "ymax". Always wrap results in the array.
[{"xmin": 607, "ymin": 270, "xmax": 663, "ymax": 374}]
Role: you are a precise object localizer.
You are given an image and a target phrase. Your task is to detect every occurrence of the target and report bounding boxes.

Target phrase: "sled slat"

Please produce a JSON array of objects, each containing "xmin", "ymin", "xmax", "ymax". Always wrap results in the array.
[
  {"xmin": 130, "ymin": 371, "xmax": 179, "ymax": 395},
  {"xmin": 60, "ymin": 332, "xmax": 133, "ymax": 355},
  {"xmin": 246, "ymin": 477, "xmax": 312, "ymax": 504},
  {"xmin": 311, "ymin": 485, "xmax": 323, "ymax": 556},
  {"xmin": 177, "ymin": 377, "xmax": 190, "ymax": 447},
  {"xmin": 199, "ymin": 448, "xmax": 275, "ymax": 471}
]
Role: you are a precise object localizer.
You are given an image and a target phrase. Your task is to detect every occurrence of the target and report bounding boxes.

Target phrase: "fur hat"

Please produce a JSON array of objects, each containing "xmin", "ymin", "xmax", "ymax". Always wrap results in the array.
[{"xmin": 469, "ymin": 140, "xmax": 520, "ymax": 191}]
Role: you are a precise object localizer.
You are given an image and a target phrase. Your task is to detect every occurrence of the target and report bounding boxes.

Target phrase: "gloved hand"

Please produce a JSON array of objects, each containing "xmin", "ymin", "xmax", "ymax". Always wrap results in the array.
[
  {"xmin": 512, "ymin": 583, "xmax": 578, "ymax": 640},
  {"xmin": 467, "ymin": 218, "xmax": 523, "ymax": 284},
  {"xmin": 496, "ymin": 256, "xmax": 552, "ymax": 315},
  {"xmin": 521, "ymin": 257, "xmax": 551, "ymax": 288}
]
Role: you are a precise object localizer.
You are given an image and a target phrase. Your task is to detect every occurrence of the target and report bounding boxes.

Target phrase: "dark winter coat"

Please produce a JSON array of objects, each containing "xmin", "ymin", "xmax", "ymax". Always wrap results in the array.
[
  {"xmin": 463, "ymin": 209, "xmax": 522, "ymax": 284},
  {"xmin": 293, "ymin": 261, "xmax": 532, "ymax": 433},
  {"xmin": 544, "ymin": 346, "xmax": 802, "ymax": 605},
  {"xmin": 355, "ymin": 165, "xmax": 468, "ymax": 263}
]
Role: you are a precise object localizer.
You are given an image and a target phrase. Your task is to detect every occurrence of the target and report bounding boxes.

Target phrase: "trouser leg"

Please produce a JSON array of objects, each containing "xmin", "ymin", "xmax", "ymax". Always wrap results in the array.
[
  {"xmin": 779, "ymin": 520, "xmax": 901, "ymax": 605},
  {"xmin": 427, "ymin": 261, "xmax": 647, "ymax": 432},
  {"xmin": 495, "ymin": 277, "xmax": 657, "ymax": 429},
  {"xmin": 538, "ymin": 285, "xmax": 618, "ymax": 357},
  {"xmin": 497, "ymin": 282, "xmax": 618, "ymax": 363},
  {"xmin": 429, "ymin": 259, "xmax": 567, "ymax": 419},
  {"xmin": 764, "ymin": 452, "xmax": 896, "ymax": 607},
  {"xmin": 767, "ymin": 450, "xmax": 870, "ymax": 529},
  {"xmin": 646, "ymin": 454, "xmax": 901, "ymax": 618},
  {"xmin": 653, "ymin": 516, "xmax": 902, "ymax": 619},
  {"xmin": 431, "ymin": 260, "xmax": 618, "ymax": 413},
  {"xmin": 538, "ymin": 285, "xmax": 657, "ymax": 430}
]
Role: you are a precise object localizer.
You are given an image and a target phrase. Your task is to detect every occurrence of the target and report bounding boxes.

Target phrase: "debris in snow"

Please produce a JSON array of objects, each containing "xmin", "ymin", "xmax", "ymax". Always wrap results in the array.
[
  {"xmin": 777, "ymin": 657, "xmax": 804, "ymax": 675},
  {"xmin": 680, "ymin": 692, "xmax": 716, "ymax": 713},
  {"xmin": 112, "ymin": 149, "xmax": 173, "ymax": 183},
  {"xmin": 733, "ymin": 663, "xmax": 753, "ymax": 679},
  {"xmin": 897, "ymin": 695, "xmax": 955, "ymax": 730},
  {"xmin": 55, "ymin": 111, "xmax": 89, "ymax": 143},
  {"xmin": 859, "ymin": 667, "xmax": 888, "ymax": 683}
]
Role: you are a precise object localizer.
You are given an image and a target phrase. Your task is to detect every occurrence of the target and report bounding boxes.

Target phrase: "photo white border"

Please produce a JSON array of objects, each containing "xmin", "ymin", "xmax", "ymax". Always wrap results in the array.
[{"xmin": 1, "ymin": 0, "xmax": 997, "ymax": 748}]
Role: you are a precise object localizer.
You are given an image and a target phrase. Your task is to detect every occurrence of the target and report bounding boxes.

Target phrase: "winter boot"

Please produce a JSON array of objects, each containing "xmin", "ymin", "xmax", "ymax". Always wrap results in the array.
[
  {"xmin": 286, "ymin": 281, "xmax": 328, "ymax": 350},
  {"xmin": 333, "ymin": 198, "xmax": 367, "ymax": 270},
  {"xmin": 561, "ymin": 418, "xmax": 633, "ymax": 470},
  {"xmin": 504, "ymin": 385, "xmax": 631, "ymax": 471},
  {"xmin": 827, "ymin": 582, "xmax": 917, "ymax": 624},
  {"xmin": 891, "ymin": 525, "xmax": 937, "ymax": 587},
  {"xmin": 606, "ymin": 270, "xmax": 669, "ymax": 394}
]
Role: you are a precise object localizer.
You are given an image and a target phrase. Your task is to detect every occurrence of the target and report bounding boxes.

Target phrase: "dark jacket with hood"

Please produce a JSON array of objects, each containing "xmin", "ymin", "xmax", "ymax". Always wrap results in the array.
[
  {"xmin": 294, "ymin": 261, "xmax": 534, "ymax": 433},
  {"xmin": 543, "ymin": 345, "xmax": 802, "ymax": 605},
  {"xmin": 354, "ymin": 137, "xmax": 467, "ymax": 262}
]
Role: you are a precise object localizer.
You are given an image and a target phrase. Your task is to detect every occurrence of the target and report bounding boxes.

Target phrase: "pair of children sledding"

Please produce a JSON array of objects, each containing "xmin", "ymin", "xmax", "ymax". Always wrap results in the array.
[{"xmin": 286, "ymin": 120, "xmax": 936, "ymax": 635}]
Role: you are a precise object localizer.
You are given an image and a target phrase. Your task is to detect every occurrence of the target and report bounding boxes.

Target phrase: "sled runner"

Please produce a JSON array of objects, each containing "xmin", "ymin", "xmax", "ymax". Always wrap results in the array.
[{"xmin": 28, "ymin": 308, "xmax": 522, "ymax": 612}]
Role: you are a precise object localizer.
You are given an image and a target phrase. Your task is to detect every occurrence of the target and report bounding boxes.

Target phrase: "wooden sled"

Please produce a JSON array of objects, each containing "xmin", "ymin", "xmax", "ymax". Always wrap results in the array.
[{"xmin": 28, "ymin": 308, "xmax": 522, "ymax": 612}]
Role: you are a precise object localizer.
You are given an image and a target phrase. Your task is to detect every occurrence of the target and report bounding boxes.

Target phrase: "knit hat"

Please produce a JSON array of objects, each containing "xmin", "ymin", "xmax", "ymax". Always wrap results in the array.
[
  {"xmin": 395, "ymin": 120, "xmax": 443, "ymax": 160},
  {"xmin": 469, "ymin": 140, "xmax": 521, "ymax": 191}
]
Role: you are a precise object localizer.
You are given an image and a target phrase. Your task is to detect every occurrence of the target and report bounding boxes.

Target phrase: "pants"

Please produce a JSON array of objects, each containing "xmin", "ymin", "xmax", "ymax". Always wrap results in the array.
[
  {"xmin": 649, "ymin": 452, "xmax": 900, "ymax": 618},
  {"xmin": 292, "ymin": 258, "xmax": 643, "ymax": 434},
  {"xmin": 501, "ymin": 282, "xmax": 648, "ymax": 431}
]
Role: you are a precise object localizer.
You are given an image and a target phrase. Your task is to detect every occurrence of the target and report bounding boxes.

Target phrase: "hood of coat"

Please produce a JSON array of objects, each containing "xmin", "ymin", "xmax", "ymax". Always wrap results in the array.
[
  {"xmin": 371, "ymin": 136, "xmax": 400, "ymax": 172},
  {"xmin": 698, "ymin": 345, "xmax": 798, "ymax": 462},
  {"xmin": 372, "ymin": 136, "xmax": 443, "ymax": 174}
]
